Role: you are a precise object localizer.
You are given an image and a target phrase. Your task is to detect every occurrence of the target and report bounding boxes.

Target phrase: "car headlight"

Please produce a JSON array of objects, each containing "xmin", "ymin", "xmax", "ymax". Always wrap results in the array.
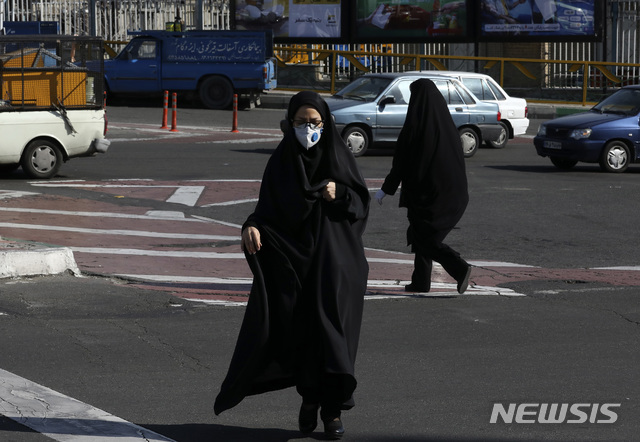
[
  {"xmin": 570, "ymin": 128, "xmax": 592, "ymax": 139},
  {"xmin": 537, "ymin": 125, "xmax": 546, "ymax": 136}
]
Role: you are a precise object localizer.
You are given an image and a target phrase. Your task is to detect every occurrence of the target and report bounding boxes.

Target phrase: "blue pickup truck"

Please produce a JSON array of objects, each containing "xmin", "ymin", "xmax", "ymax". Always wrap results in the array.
[{"xmin": 104, "ymin": 30, "xmax": 277, "ymax": 109}]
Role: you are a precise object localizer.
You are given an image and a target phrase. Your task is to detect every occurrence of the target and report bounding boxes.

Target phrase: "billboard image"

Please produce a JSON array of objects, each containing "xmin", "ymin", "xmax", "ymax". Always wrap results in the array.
[
  {"xmin": 353, "ymin": 1, "xmax": 469, "ymax": 42},
  {"xmin": 233, "ymin": 0, "xmax": 344, "ymax": 41},
  {"xmin": 479, "ymin": 0, "xmax": 600, "ymax": 40}
]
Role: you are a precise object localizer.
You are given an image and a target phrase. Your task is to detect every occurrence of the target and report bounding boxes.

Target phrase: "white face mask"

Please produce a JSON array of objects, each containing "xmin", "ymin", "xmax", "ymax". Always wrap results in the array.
[{"xmin": 294, "ymin": 124, "xmax": 323, "ymax": 150}]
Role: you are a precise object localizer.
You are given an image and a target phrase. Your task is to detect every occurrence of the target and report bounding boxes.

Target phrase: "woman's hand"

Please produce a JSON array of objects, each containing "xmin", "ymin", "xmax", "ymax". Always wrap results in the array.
[
  {"xmin": 241, "ymin": 226, "xmax": 262, "ymax": 254},
  {"xmin": 323, "ymin": 181, "xmax": 336, "ymax": 201}
]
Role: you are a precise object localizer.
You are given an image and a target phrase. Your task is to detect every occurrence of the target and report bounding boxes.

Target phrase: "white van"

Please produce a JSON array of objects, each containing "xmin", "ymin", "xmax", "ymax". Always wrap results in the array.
[
  {"xmin": 0, "ymin": 35, "xmax": 109, "ymax": 179},
  {"xmin": 420, "ymin": 71, "xmax": 529, "ymax": 148}
]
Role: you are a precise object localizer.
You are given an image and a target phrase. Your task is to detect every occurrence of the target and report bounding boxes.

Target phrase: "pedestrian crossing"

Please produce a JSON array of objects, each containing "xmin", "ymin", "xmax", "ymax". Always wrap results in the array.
[{"xmin": 3, "ymin": 179, "xmax": 640, "ymax": 307}]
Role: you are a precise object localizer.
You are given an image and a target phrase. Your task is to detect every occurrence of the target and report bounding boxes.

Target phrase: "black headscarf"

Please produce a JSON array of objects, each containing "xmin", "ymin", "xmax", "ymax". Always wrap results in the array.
[
  {"xmin": 251, "ymin": 90, "xmax": 370, "ymax": 236},
  {"xmin": 214, "ymin": 91, "xmax": 370, "ymax": 415},
  {"xmin": 381, "ymin": 78, "xmax": 469, "ymax": 231}
]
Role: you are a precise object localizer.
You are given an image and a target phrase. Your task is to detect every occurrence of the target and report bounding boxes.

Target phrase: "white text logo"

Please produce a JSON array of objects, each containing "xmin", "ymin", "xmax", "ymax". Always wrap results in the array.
[{"xmin": 490, "ymin": 403, "xmax": 620, "ymax": 424}]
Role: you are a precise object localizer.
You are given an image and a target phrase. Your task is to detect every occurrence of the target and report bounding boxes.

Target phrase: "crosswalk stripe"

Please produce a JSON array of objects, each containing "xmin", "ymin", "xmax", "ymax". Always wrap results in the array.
[
  {"xmin": 0, "ymin": 369, "xmax": 175, "ymax": 441},
  {"xmin": 0, "ymin": 223, "xmax": 238, "ymax": 241}
]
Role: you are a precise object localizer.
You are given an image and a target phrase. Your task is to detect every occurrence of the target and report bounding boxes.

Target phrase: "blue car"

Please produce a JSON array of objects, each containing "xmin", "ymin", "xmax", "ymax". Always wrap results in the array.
[
  {"xmin": 326, "ymin": 72, "xmax": 503, "ymax": 157},
  {"xmin": 534, "ymin": 85, "xmax": 640, "ymax": 173}
]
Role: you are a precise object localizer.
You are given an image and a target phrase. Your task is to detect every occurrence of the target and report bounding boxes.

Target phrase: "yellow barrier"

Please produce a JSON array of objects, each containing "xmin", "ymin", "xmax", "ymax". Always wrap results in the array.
[{"xmin": 2, "ymin": 70, "xmax": 88, "ymax": 107}]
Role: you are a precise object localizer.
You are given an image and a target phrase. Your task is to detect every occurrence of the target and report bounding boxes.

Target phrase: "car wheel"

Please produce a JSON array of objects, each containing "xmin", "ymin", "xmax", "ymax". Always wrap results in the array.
[
  {"xmin": 199, "ymin": 76, "xmax": 234, "ymax": 109},
  {"xmin": 459, "ymin": 127, "xmax": 479, "ymax": 158},
  {"xmin": 599, "ymin": 141, "xmax": 630, "ymax": 173},
  {"xmin": 487, "ymin": 122, "xmax": 509, "ymax": 149},
  {"xmin": 343, "ymin": 126, "xmax": 369, "ymax": 157},
  {"xmin": 550, "ymin": 157, "xmax": 578, "ymax": 170},
  {"xmin": 21, "ymin": 139, "xmax": 63, "ymax": 179}
]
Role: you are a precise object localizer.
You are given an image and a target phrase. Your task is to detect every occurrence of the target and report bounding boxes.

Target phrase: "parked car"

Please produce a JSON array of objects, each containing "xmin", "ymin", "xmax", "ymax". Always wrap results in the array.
[
  {"xmin": 533, "ymin": 85, "xmax": 640, "ymax": 173},
  {"xmin": 421, "ymin": 71, "xmax": 529, "ymax": 148},
  {"xmin": 325, "ymin": 72, "xmax": 503, "ymax": 157}
]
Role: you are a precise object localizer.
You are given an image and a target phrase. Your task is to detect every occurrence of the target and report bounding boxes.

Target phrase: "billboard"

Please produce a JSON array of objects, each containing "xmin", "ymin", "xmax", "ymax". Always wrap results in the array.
[
  {"xmin": 478, "ymin": 0, "xmax": 602, "ymax": 41},
  {"xmin": 232, "ymin": 0, "xmax": 347, "ymax": 43},
  {"xmin": 352, "ymin": 0, "xmax": 470, "ymax": 43}
]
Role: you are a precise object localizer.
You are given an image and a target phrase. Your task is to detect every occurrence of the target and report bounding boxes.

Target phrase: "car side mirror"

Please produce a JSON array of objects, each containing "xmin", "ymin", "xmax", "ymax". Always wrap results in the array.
[{"xmin": 379, "ymin": 95, "xmax": 396, "ymax": 107}]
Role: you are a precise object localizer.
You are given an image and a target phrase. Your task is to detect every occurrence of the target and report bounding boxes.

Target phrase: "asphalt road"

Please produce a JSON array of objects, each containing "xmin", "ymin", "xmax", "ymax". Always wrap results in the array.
[{"xmin": 0, "ymin": 103, "xmax": 638, "ymax": 441}]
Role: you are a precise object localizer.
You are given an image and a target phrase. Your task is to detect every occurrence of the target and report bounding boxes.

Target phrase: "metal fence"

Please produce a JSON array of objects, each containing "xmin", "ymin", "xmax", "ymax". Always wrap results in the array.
[
  {"xmin": 3, "ymin": 0, "xmax": 640, "ymax": 102},
  {"xmin": 4, "ymin": 0, "xmax": 230, "ymax": 41}
]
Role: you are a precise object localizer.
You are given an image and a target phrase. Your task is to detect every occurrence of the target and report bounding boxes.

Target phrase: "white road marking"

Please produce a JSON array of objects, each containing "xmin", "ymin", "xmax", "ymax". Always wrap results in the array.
[
  {"xmin": 196, "ymin": 138, "xmax": 280, "ymax": 144},
  {"xmin": 73, "ymin": 247, "xmax": 539, "ymax": 274},
  {"xmin": 0, "ymin": 368, "xmax": 175, "ymax": 442},
  {"xmin": 190, "ymin": 215, "xmax": 243, "ymax": 229},
  {"xmin": 0, "ymin": 190, "xmax": 39, "ymax": 199},
  {"xmin": 165, "ymin": 186, "xmax": 205, "ymax": 206},
  {"xmin": 0, "ymin": 207, "xmax": 205, "ymax": 222},
  {"xmin": 0, "ymin": 223, "xmax": 238, "ymax": 241},
  {"xmin": 145, "ymin": 211, "xmax": 185, "ymax": 218},
  {"xmin": 592, "ymin": 266, "xmax": 640, "ymax": 271},
  {"xmin": 73, "ymin": 248, "xmax": 243, "ymax": 258},
  {"xmin": 200, "ymin": 198, "xmax": 258, "ymax": 207},
  {"xmin": 117, "ymin": 274, "xmax": 251, "ymax": 284},
  {"xmin": 29, "ymin": 184, "xmax": 184, "ymax": 188}
]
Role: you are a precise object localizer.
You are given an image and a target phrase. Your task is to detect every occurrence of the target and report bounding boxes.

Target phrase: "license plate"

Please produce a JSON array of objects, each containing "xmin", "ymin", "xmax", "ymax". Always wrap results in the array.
[{"xmin": 544, "ymin": 141, "xmax": 562, "ymax": 150}]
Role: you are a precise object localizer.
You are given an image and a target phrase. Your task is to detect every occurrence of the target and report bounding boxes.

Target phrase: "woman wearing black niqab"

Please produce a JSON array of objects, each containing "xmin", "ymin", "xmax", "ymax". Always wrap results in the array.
[
  {"xmin": 214, "ymin": 91, "xmax": 370, "ymax": 440},
  {"xmin": 376, "ymin": 78, "xmax": 471, "ymax": 294}
]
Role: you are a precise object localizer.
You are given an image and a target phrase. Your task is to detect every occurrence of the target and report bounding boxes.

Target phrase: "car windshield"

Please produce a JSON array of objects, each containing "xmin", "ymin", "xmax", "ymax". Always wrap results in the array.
[
  {"xmin": 592, "ymin": 88, "xmax": 640, "ymax": 116},
  {"xmin": 334, "ymin": 77, "xmax": 393, "ymax": 102}
]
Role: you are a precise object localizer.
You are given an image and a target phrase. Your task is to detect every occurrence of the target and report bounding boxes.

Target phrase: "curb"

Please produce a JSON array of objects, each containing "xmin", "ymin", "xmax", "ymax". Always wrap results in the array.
[{"xmin": 0, "ymin": 239, "xmax": 80, "ymax": 279}]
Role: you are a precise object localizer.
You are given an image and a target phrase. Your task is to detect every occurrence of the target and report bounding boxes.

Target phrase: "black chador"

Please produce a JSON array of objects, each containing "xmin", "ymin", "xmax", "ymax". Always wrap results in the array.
[
  {"xmin": 214, "ymin": 91, "xmax": 370, "ymax": 417},
  {"xmin": 381, "ymin": 78, "xmax": 471, "ymax": 293}
]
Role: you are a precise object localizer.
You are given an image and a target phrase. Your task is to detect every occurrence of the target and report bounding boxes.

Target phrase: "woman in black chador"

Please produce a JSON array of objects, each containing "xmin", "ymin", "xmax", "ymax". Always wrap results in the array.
[
  {"xmin": 375, "ymin": 78, "xmax": 471, "ymax": 294},
  {"xmin": 214, "ymin": 91, "xmax": 370, "ymax": 440}
]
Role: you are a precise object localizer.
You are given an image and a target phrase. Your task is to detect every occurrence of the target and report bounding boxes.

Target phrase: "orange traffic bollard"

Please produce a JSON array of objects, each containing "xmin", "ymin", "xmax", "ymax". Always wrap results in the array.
[
  {"xmin": 231, "ymin": 94, "xmax": 239, "ymax": 133},
  {"xmin": 160, "ymin": 90, "xmax": 169, "ymax": 129},
  {"xmin": 170, "ymin": 92, "xmax": 179, "ymax": 132}
]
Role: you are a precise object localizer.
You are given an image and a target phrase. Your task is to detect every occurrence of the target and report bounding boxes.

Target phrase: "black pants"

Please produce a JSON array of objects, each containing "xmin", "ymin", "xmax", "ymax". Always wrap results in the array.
[{"xmin": 407, "ymin": 217, "xmax": 468, "ymax": 289}]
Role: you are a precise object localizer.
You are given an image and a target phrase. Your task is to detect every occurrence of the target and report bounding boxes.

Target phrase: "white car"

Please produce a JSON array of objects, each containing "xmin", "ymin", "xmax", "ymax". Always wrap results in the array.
[
  {"xmin": 419, "ymin": 71, "xmax": 529, "ymax": 148},
  {"xmin": 0, "ymin": 108, "xmax": 109, "ymax": 179},
  {"xmin": 0, "ymin": 35, "xmax": 109, "ymax": 179}
]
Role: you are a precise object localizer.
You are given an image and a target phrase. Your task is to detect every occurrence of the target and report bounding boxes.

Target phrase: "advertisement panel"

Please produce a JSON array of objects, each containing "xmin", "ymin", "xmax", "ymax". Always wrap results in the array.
[
  {"xmin": 352, "ymin": 0, "xmax": 470, "ymax": 43},
  {"xmin": 232, "ymin": 0, "xmax": 346, "ymax": 42},
  {"xmin": 478, "ymin": 0, "xmax": 602, "ymax": 41}
]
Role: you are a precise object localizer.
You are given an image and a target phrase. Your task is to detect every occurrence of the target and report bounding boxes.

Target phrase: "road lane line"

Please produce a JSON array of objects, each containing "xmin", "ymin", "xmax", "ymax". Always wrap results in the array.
[
  {"xmin": 0, "ymin": 207, "xmax": 207, "ymax": 222},
  {"xmin": 0, "ymin": 368, "xmax": 175, "ymax": 442},
  {"xmin": 117, "ymin": 274, "xmax": 252, "ymax": 283},
  {"xmin": 200, "ymin": 198, "xmax": 258, "ymax": 207},
  {"xmin": 73, "ymin": 248, "xmax": 244, "ymax": 258},
  {"xmin": 0, "ymin": 223, "xmax": 238, "ymax": 241},
  {"xmin": 195, "ymin": 138, "xmax": 280, "ymax": 144}
]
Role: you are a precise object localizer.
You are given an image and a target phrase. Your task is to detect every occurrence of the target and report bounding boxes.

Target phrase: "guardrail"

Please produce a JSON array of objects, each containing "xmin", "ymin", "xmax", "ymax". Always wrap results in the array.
[{"xmin": 273, "ymin": 46, "xmax": 640, "ymax": 106}]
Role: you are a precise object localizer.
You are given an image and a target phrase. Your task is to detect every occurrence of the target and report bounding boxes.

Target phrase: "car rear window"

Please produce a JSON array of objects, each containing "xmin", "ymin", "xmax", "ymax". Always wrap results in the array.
[
  {"xmin": 486, "ymin": 79, "xmax": 506, "ymax": 100},
  {"xmin": 335, "ymin": 76, "xmax": 392, "ymax": 101}
]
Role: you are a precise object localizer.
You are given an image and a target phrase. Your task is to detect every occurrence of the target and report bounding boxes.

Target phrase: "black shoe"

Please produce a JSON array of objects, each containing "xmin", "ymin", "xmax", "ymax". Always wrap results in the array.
[
  {"xmin": 457, "ymin": 265, "xmax": 472, "ymax": 294},
  {"xmin": 323, "ymin": 417, "xmax": 345, "ymax": 440},
  {"xmin": 405, "ymin": 283, "xmax": 430, "ymax": 293},
  {"xmin": 298, "ymin": 403, "xmax": 319, "ymax": 434}
]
